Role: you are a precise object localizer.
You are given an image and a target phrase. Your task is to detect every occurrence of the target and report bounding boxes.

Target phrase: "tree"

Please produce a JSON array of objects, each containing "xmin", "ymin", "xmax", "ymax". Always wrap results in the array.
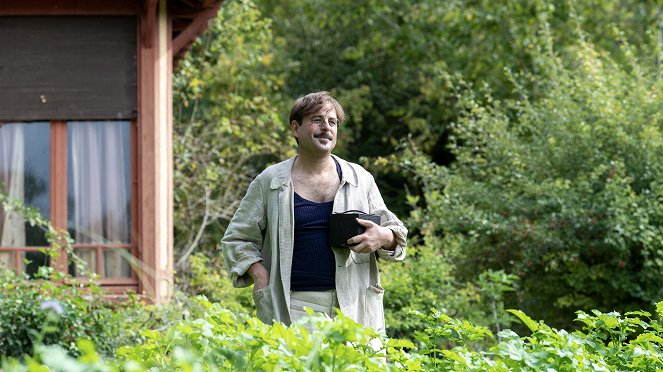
[
  {"xmin": 258, "ymin": 0, "xmax": 661, "ymax": 215},
  {"xmin": 173, "ymin": 0, "xmax": 293, "ymax": 275},
  {"xmin": 400, "ymin": 22, "xmax": 663, "ymax": 326},
  {"xmin": 171, "ymin": 0, "xmax": 662, "ymax": 331}
]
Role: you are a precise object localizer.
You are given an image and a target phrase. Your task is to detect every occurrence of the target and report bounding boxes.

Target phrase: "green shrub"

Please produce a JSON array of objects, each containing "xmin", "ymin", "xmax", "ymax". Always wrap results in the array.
[
  {"xmin": 0, "ymin": 188, "xmax": 186, "ymax": 360},
  {"xmin": 0, "ymin": 269, "xmax": 188, "ymax": 360},
  {"xmin": 0, "ymin": 270, "xmax": 118, "ymax": 358},
  {"xmin": 175, "ymin": 253, "xmax": 253, "ymax": 315},
  {"xmin": 113, "ymin": 297, "xmax": 417, "ymax": 371},
  {"xmin": 400, "ymin": 25, "xmax": 663, "ymax": 327},
  {"xmin": 382, "ymin": 242, "xmax": 519, "ymax": 340},
  {"xmin": 103, "ymin": 296, "xmax": 421, "ymax": 371},
  {"xmin": 409, "ymin": 300, "xmax": 663, "ymax": 371},
  {"xmin": 6, "ymin": 298, "xmax": 663, "ymax": 371}
]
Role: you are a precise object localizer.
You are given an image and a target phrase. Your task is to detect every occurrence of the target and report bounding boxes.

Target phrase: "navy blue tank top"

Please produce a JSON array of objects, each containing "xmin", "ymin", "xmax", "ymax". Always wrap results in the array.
[{"xmin": 290, "ymin": 159, "xmax": 342, "ymax": 291}]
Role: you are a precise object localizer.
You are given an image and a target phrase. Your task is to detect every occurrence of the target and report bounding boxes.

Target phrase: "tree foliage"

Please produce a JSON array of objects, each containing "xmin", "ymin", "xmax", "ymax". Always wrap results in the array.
[
  {"xmin": 400, "ymin": 24, "xmax": 663, "ymax": 326},
  {"xmin": 173, "ymin": 0, "xmax": 293, "ymax": 272},
  {"xmin": 5, "ymin": 298, "xmax": 663, "ymax": 371},
  {"xmin": 257, "ymin": 0, "xmax": 661, "ymax": 208},
  {"xmin": 172, "ymin": 0, "xmax": 663, "ymax": 333}
]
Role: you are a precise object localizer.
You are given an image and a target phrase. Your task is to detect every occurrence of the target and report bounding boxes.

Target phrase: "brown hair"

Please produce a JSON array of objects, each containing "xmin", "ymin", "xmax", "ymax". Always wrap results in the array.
[{"xmin": 289, "ymin": 91, "xmax": 345, "ymax": 126}]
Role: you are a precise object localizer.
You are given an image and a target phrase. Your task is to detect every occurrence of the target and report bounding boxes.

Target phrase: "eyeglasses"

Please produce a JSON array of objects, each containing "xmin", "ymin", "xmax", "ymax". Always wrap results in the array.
[{"xmin": 308, "ymin": 116, "xmax": 340, "ymax": 128}]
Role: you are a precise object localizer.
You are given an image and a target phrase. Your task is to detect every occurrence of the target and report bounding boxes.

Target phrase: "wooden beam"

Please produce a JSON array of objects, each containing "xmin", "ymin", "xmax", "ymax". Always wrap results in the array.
[
  {"xmin": 171, "ymin": 4, "xmax": 219, "ymax": 58},
  {"xmin": 0, "ymin": 0, "xmax": 140, "ymax": 15},
  {"xmin": 202, "ymin": 0, "xmax": 217, "ymax": 8},
  {"xmin": 142, "ymin": 0, "xmax": 158, "ymax": 48},
  {"xmin": 50, "ymin": 120, "xmax": 68, "ymax": 273}
]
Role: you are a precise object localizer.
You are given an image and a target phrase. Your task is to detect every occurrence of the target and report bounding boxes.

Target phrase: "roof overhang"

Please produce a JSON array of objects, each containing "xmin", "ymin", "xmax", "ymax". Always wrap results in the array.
[
  {"xmin": 0, "ymin": 0, "xmax": 223, "ymax": 63},
  {"xmin": 169, "ymin": 0, "xmax": 222, "ymax": 61}
]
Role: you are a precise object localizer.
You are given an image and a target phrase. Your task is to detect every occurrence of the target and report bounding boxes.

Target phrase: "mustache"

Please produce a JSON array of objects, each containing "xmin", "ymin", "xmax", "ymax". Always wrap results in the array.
[{"xmin": 314, "ymin": 132, "xmax": 333, "ymax": 140}]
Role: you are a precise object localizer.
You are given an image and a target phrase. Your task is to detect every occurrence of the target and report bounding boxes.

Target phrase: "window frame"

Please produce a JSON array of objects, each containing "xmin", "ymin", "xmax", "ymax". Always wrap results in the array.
[{"xmin": 0, "ymin": 120, "xmax": 139, "ymax": 291}]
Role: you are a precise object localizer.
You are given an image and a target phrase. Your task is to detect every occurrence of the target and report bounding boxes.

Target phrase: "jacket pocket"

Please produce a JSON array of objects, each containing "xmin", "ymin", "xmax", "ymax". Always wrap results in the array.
[
  {"xmin": 364, "ymin": 284, "xmax": 386, "ymax": 333},
  {"xmin": 351, "ymin": 251, "xmax": 371, "ymax": 264},
  {"xmin": 252, "ymin": 285, "xmax": 274, "ymax": 324}
]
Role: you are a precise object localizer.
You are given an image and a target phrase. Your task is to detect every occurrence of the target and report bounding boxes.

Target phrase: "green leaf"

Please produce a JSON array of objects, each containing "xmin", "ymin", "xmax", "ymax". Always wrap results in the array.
[
  {"xmin": 507, "ymin": 309, "xmax": 540, "ymax": 332},
  {"xmin": 633, "ymin": 333, "xmax": 663, "ymax": 346}
]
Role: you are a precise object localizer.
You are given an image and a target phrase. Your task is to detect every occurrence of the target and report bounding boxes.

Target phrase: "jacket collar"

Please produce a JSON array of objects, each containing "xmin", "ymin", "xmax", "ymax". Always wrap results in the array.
[
  {"xmin": 334, "ymin": 154, "xmax": 359, "ymax": 187},
  {"xmin": 269, "ymin": 154, "xmax": 358, "ymax": 189}
]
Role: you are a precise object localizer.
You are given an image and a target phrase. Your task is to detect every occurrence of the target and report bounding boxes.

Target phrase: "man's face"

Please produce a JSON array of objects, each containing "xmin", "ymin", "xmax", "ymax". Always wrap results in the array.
[{"xmin": 291, "ymin": 103, "xmax": 338, "ymax": 155}]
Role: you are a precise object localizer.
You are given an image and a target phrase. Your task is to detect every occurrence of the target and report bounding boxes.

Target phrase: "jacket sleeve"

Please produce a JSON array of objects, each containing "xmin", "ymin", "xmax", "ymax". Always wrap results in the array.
[
  {"xmin": 366, "ymin": 174, "xmax": 407, "ymax": 261},
  {"xmin": 221, "ymin": 177, "xmax": 267, "ymax": 288}
]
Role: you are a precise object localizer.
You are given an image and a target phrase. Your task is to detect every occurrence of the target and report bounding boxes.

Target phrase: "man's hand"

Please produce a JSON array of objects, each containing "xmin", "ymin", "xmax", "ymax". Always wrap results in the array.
[
  {"xmin": 347, "ymin": 218, "xmax": 397, "ymax": 254},
  {"xmin": 248, "ymin": 262, "xmax": 269, "ymax": 290}
]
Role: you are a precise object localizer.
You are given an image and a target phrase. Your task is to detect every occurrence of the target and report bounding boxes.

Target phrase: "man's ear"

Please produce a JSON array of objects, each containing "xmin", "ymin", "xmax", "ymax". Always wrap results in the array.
[{"xmin": 290, "ymin": 120, "xmax": 300, "ymax": 138}]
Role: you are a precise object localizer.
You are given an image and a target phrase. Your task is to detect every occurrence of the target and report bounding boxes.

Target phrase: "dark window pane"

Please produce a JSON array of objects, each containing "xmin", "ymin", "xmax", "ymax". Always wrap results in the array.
[
  {"xmin": 0, "ymin": 122, "xmax": 50, "ymax": 251},
  {"xmin": 23, "ymin": 250, "xmax": 50, "ymax": 278}
]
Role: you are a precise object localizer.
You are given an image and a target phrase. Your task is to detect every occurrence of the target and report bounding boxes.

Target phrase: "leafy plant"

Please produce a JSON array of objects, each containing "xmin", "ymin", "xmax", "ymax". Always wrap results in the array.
[
  {"xmin": 400, "ymin": 19, "xmax": 663, "ymax": 327},
  {"xmin": 175, "ymin": 253, "xmax": 254, "ymax": 315},
  {"xmin": 1, "ymin": 270, "xmax": 128, "ymax": 358},
  {"xmin": 114, "ymin": 297, "xmax": 420, "ymax": 371},
  {"xmin": 172, "ymin": 0, "xmax": 293, "ymax": 276},
  {"xmin": 0, "ymin": 188, "xmax": 184, "ymax": 360},
  {"xmin": 6, "ymin": 298, "xmax": 662, "ymax": 371}
]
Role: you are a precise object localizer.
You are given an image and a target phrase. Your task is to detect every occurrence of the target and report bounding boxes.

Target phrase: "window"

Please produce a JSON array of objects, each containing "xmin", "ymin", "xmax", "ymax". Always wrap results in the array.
[
  {"xmin": 0, "ymin": 121, "xmax": 137, "ymax": 283},
  {"xmin": 67, "ymin": 121, "xmax": 133, "ymax": 279},
  {"xmin": 0, "ymin": 16, "xmax": 138, "ymax": 286},
  {"xmin": 0, "ymin": 122, "xmax": 50, "ymax": 276}
]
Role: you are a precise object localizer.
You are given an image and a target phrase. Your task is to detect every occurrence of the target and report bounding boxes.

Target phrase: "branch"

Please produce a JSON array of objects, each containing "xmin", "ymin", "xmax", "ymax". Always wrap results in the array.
[{"xmin": 175, "ymin": 186, "xmax": 212, "ymax": 269}]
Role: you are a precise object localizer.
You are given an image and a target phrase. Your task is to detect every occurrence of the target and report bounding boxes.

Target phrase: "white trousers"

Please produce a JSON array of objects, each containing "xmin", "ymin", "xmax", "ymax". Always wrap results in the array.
[
  {"xmin": 290, "ymin": 290, "xmax": 385, "ymax": 356},
  {"xmin": 289, "ymin": 290, "xmax": 339, "ymax": 324}
]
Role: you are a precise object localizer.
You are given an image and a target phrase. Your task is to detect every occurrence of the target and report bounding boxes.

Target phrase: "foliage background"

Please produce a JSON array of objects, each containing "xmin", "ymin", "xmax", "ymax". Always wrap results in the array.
[
  {"xmin": 0, "ymin": 0, "xmax": 661, "ymax": 368},
  {"xmin": 172, "ymin": 0, "xmax": 662, "ymax": 338},
  {"xmin": 4, "ymin": 296, "xmax": 663, "ymax": 371}
]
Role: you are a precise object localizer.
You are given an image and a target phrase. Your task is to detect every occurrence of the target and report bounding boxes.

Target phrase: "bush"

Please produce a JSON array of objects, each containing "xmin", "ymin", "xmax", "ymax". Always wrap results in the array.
[
  {"xmin": 382, "ymin": 242, "xmax": 519, "ymax": 340},
  {"xmin": 410, "ymin": 301, "xmax": 663, "ymax": 371},
  {"xmin": 115, "ymin": 298, "xmax": 419, "ymax": 371},
  {"xmin": 0, "ymin": 270, "xmax": 117, "ymax": 358},
  {"xmin": 0, "ymin": 188, "xmax": 186, "ymax": 360},
  {"xmin": 399, "ymin": 24, "xmax": 663, "ymax": 327},
  {"xmin": 0, "ymin": 269, "xmax": 185, "ymax": 360},
  {"xmin": 5, "ymin": 297, "xmax": 663, "ymax": 371},
  {"xmin": 176, "ymin": 253, "xmax": 254, "ymax": 315}
]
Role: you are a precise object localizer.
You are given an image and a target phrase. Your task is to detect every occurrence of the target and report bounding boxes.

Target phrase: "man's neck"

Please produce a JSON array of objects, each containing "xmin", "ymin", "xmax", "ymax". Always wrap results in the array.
[
  {"xmin": 293, "ymin": 153, "xmax": 334, "ymax": 175},
  {"xmin": 291, "ymin": 152, "xmax": 339, "ymax": 203}
]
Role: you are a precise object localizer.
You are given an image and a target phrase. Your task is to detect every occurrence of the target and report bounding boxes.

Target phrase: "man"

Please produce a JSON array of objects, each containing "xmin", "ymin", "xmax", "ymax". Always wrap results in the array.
[{"xmin": 222, "ymin": 91, "xmax": 407, "ymax": 333}]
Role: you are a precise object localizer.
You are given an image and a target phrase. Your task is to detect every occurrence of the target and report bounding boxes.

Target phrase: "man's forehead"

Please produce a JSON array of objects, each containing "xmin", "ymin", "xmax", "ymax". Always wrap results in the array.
[{"xmin": 310, "ymin": 103, "xmax": 337, "ymax": 117}]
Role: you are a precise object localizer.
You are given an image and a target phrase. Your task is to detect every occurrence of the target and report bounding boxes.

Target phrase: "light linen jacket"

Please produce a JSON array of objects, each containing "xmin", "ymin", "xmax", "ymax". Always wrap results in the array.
[{"xmin": 222, "ymin": 155, "xmax": 407, "ymax": 333}]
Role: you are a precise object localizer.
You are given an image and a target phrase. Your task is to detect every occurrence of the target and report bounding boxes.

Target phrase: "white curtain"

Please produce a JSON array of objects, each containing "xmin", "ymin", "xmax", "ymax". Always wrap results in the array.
[
  {"xmin": 69, "ymin": 121, "xmax": 130, "ymax": 278},
  {"xmin": 102, "ymin": 123, "xmax": 130, "ymax": 278},
  {"xmin": 0, "ymin": 124, "xmax": 26, "ymax": 269}
]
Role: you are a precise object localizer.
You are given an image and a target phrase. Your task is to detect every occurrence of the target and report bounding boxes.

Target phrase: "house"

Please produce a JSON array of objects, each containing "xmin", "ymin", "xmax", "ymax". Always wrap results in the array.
[{"xmin": 0, "ymin": 0, "xmax": 222, "ymax": 303}]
